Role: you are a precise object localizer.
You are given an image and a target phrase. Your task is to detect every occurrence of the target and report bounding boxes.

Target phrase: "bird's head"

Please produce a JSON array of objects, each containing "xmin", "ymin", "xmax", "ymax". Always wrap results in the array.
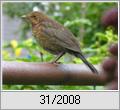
[{"xmin": 22, "ymin": 11, "xmax": 47, "ymax": 25}]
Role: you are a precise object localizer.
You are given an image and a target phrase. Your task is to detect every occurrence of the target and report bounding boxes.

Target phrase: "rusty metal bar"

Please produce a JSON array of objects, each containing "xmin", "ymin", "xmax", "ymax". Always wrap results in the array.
[{"xmin": 2, "ymin": 61, "xmax": 107, "ymax": 85}]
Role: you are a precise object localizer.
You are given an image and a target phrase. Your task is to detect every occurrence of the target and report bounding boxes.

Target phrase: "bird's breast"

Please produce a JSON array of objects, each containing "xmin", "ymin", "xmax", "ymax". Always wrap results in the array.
[
  {"xmin": 32, "ymin": 26, "xmax": 48, "ymax": 46},
  {"xmin": 32, "ymin": 25, "xmax": 64, "ymax": 55}
]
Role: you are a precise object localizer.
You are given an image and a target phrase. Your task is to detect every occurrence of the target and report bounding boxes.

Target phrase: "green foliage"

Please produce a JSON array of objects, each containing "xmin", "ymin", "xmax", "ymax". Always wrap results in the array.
[{"xmin": 2, "ymin": 2, "xmax": 118, "ymax": 90}]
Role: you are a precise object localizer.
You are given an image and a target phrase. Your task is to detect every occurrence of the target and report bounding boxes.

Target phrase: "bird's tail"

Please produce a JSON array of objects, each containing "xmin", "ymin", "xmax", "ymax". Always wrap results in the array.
[{"xmin": 75, "ymin": 52, "xmax": 98, "ymax": 74}]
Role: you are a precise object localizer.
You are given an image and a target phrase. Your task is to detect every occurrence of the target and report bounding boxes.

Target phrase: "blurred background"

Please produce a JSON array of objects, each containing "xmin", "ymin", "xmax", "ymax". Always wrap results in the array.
[{"xmin": 2, "ymin": 2, "xmax": 118, "ymax": 90}]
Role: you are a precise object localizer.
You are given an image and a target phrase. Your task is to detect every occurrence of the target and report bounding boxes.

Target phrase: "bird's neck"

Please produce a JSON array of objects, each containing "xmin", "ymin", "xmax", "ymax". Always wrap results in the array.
[{"xmin": 32, "ymin": 21, "xmax": 40, "ymax": 27}]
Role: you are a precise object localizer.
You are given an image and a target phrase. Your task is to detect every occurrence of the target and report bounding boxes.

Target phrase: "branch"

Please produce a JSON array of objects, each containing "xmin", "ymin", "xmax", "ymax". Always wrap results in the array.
[{"xmin": 3, "ymin": 61, "xmax": 107, "ymax": 85}]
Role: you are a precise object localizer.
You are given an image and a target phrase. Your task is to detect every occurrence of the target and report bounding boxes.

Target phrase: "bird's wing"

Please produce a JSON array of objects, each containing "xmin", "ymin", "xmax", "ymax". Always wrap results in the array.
[{"xmin": 42, "ymin": 26, "xmax": 81, "ymax": 53}]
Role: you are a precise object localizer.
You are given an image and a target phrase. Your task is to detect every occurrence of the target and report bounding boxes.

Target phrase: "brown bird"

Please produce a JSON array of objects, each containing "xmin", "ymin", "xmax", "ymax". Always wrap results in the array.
[{"xmin": 22, "ymin": 11, "xmax": 98, "ymax": 74}]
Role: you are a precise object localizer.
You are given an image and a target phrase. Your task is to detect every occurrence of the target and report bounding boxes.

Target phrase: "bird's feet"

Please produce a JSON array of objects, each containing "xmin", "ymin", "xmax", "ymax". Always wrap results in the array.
[{"xmin": 50, "ymin": 61, "xmax": 62, "ymax": 64}]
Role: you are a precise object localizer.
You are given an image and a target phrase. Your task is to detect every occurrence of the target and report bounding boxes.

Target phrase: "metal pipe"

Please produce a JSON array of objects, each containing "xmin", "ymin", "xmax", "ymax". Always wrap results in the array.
[{"xmin": 2, "ymin": 61, "xmax": 107, "ymax": 85}]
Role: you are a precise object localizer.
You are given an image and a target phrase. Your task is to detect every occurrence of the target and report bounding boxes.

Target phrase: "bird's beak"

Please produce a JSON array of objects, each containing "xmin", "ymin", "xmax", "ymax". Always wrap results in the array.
[{"xmin": 21, "ymin": 15, "xmax": 27, "ymax": 19}]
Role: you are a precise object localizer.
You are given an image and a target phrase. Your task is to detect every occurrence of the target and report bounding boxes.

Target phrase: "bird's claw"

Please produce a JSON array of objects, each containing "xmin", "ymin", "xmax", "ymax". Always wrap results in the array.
[{"xmin": 50, "ymin": 61, "xmax": 62, "ymax": 64}]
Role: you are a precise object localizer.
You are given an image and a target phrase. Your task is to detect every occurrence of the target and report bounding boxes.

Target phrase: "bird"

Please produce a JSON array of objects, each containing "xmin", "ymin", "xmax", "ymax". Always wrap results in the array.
[{"xmin": 22, "ymin": 11, "xmax": 98, "ymax": 75}]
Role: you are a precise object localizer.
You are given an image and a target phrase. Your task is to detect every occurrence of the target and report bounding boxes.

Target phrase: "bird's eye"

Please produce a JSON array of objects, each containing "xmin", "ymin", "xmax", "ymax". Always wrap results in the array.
[{"xmin": 32, "ymin": 15, "xmax": 36, "ymax": 18}]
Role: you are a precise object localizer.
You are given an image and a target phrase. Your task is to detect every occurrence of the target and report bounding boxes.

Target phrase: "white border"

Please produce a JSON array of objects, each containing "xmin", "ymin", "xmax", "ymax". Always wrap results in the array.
[
  {"xmin": 0, "ymin": 0, "xmax": 119, "ymax": 3},
  {"xmin": 117, "ymin": 1, "xmax": 119, "ymax": 92},
  {"xmin": 0, "ymin": 0, "xmax": 119, "ymax": 92}
]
